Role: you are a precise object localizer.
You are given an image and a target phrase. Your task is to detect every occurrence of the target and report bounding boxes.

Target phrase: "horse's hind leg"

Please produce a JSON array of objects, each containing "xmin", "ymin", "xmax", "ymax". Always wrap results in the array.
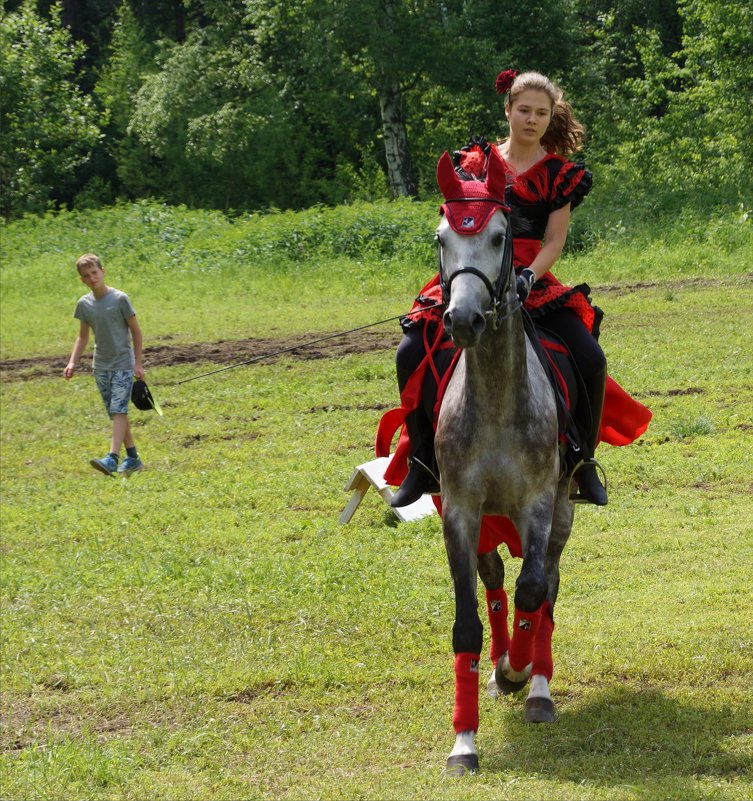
[{"xmin": 477, "ymin": 549, "xmax": 511, "ymax": 698}]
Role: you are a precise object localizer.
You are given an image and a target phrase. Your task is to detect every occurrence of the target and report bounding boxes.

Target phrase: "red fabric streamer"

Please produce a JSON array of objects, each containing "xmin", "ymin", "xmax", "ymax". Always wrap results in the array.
[
  {"xmin": 600, "ymin": 376, "xmax": 652, "ymax": 446},
  {"xmin": 432, "ymin": 495, "xmax": 523, "ymax": 557}
]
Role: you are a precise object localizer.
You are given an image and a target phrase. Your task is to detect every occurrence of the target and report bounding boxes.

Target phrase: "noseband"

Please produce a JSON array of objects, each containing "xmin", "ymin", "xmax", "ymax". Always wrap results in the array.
[{"xmin": 438, "ymin": 210, "xmax": 519, "ymax": 330}]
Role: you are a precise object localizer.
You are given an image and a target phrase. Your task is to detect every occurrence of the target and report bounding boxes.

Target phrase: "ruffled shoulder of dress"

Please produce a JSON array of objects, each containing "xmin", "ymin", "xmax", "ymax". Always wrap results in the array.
[
  {"xmin": 550, "ymin": 161, "xmax": 592, "ymax": 211},
  {"xmin": 501, "ymin": 154, "xmax": 563, "ymax": 204}
]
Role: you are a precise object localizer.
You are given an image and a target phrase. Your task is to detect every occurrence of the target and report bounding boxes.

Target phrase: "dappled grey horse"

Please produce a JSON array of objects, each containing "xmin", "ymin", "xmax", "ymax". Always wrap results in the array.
[{"xmin": 434, "ymin": 147, "xmax": 575, "ymax": 775}]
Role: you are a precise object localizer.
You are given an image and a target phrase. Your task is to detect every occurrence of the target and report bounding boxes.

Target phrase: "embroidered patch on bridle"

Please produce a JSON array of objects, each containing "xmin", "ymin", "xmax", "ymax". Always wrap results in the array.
[{"xmin": 461, "ymin": 216, "xmax": 476, "ymax": 229}]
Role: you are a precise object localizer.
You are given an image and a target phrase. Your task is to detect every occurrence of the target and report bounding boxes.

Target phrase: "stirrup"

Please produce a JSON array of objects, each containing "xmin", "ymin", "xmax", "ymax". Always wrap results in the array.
[
  {"xmin": 389, "ymin": 456, "xmax": 440, "ymax": 508},
  {"xmin": 411, "ymin": 456, "xmax": 440, "ymax": 490},
  {"xmin": 567, "ymin": 457, "xmax": 607, "ymax": 505}
]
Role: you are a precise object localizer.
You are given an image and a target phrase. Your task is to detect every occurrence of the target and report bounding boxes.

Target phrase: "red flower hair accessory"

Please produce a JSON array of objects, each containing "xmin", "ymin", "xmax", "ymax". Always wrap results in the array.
[{"xmin": 495, "ymin": 69, "xmax": 518, "ymax": 95}]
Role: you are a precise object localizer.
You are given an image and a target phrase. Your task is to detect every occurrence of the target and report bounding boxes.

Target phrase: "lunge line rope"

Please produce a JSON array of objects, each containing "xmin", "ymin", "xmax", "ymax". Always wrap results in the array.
[{"xmin": 177, "ymin": 303, "xmax": 444, "ymax": 384}]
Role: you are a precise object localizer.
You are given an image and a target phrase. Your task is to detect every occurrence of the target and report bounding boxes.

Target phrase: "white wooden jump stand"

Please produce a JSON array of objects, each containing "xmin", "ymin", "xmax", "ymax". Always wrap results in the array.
[{"xmin": 339, "ymin": 455, "xmax": 436, "ymax": 524}]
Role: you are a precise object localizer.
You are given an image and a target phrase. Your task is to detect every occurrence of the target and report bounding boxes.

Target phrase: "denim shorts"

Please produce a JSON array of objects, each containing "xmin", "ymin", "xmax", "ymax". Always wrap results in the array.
[{"xmin": 94, "ymin": 369, "xmax": 133, "ymax": 417}]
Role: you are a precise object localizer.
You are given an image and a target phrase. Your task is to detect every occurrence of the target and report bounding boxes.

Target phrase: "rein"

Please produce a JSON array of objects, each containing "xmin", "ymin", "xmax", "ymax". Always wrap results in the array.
[{"xmin": 439, "ymin": 212, "xmax": 519, "ymax": 330}]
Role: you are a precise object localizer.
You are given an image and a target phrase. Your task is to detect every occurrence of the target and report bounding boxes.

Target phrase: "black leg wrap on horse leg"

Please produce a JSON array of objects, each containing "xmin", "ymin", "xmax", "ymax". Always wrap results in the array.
[
  {"xmin": 569, "ymin": 365, "xmax": 608, "ymax": 506},
  {"xmin": 514, "ymin": 573, "xmax": 548, "ymax": 613},
  {"xmin": 452, "ymin": 615, "xmax": 483, "ymax": 657},
  {"xmin": 389, "ymin": 409, "xmax": 440, "ymax": 507}
]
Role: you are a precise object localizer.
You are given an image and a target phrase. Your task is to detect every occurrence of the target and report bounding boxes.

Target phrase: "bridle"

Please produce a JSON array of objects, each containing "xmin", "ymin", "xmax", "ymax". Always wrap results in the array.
[{"xmin": 438, "ymin": 203, "xmax": 520, "ymax": 331}]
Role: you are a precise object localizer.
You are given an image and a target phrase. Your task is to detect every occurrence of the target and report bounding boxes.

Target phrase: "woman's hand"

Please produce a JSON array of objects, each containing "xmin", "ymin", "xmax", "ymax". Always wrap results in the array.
[{"xmin": 516, "ymin": 268, "xmax": 536, "ymax": 302}]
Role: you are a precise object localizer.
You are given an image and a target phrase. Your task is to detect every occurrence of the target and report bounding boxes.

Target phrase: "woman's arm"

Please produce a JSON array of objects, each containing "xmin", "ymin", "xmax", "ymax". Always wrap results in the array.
[{"xmin": 527, "ymin": 203, "xmax": 571, "ymax": 281}]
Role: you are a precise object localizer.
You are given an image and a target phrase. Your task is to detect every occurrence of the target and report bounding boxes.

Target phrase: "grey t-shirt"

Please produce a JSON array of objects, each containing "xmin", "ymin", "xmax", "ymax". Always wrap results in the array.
[{"xmin": 74, "ymin": 287, "xmax": 136, "ymax": 370}]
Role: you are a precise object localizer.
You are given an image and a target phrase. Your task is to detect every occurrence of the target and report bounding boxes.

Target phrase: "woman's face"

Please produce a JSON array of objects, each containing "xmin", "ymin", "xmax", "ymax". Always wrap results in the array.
[{"xmin": 506, "ymin": 89, "xmax": 553, "ymax": 146}]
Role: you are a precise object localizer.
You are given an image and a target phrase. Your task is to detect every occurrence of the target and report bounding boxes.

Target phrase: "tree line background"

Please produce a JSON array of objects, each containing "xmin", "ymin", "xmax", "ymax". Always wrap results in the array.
[{"xmin": 1, "ymin": 0, "xmax": 750, "ymax": 224}]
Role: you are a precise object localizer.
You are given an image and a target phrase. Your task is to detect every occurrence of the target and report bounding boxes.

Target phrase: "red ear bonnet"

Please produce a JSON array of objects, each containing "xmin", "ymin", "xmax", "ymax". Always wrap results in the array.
[
  {"xmin": 436, "ymin": 151, "xmax": 463, "ymax": 198},
  {"xmin": 485, "ymin": 145, "xmax": 507, "ymax": 200},
  {"xmin": 437, "ymin": 148, "xmax": 509, "ymax": 235}
]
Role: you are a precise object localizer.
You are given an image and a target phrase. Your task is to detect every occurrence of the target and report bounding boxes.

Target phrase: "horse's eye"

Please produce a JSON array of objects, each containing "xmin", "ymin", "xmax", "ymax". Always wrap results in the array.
[
  {"xmin": 435, "ymin": 234, "xmax": 444, "ymax": 247},
  {"xmin": 491, "ymin": 233, "xmax": 504, "ymax": 248}
]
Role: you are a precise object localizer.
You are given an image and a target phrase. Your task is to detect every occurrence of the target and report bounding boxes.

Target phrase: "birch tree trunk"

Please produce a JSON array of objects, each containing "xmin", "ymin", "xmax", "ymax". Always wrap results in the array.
[{"xmin": 379, "ymin": 82, "xmax": 418, "ymax": 197}]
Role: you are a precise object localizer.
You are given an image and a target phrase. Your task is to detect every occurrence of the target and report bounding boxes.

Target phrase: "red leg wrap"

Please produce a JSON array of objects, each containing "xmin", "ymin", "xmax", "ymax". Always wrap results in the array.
[
  {"xmin": 508, "ymin": 606, "xmax": 542, "ymax": 672},
  {"xmin": 452, "ymin": 652, "xmax": 480, "ymax": 734},
  {"xmin": 485, "ymin": 588, "xmax": 509, "ymax": 666},
  {"xmin": 532, "ymin": 600, "xmax": 555, "ymax": 681}
]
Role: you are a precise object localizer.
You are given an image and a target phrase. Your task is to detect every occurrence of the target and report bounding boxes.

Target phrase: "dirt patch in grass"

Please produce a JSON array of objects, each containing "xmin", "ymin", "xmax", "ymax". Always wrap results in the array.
[
  {"xmin": 0, "ymin": 329, "xmax": 402, "ymax": 383},
  {"xmin": 597, "ymin": 274, "xmax": 753, "ymax": 293}
]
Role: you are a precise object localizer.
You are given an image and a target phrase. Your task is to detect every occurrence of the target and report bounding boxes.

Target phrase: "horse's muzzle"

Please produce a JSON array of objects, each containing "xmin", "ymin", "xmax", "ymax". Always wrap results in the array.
[{"xmin": 443, "ymin": 307, "xmax": 486, "ymax": 348}]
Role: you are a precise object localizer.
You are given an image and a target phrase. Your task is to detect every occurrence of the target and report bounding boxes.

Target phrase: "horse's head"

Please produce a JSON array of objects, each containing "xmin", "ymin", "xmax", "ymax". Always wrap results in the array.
[{"xmin": 436, "ymin": 147, "xmax": 514, "ymax": 348}]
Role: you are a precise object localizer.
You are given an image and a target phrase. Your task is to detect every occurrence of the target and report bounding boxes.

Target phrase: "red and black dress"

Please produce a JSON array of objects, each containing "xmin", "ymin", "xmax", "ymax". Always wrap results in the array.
[{"xmin": 499, "ymin": 150, "xmax": 598, "ymax": 335}]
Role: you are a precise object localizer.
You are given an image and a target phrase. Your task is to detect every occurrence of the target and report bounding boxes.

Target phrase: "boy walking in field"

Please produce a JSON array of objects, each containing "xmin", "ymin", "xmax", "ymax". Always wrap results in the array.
[{"xmin": 64, "ymin": 253, "xmax": 145, "ymax": 476}]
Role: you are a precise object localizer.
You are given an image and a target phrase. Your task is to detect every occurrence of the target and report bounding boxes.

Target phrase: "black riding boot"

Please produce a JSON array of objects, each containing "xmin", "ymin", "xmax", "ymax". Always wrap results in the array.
[
  {"xmin": 571, "ymin": 365, "xmax": 608, "ymax": 506},
  {"xmin": 389, "ymin": 409, "xmax": 440, "ymax": 508}
]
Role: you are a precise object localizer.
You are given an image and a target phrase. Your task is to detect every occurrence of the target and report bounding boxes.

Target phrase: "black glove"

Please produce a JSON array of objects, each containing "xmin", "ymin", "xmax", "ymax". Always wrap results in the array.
[{"xmin": 516, "ymin": 268, "xmax": 536, "ymax": 302}]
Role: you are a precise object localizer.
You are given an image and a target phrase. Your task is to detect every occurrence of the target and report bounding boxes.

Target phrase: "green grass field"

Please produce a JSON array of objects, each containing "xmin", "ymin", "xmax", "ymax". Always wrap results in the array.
[{"xmin": 1, "ymin": 204, "xmax": 752, "ymax": 800}]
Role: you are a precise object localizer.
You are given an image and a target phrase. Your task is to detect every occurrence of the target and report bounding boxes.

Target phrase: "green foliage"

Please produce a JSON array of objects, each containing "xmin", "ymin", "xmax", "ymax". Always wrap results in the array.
[
  {"xmin": 315, "ymin": 0, "xmax": 577, "ymax": 196},
  {"xmin": 571, "ymin": 0, "xmax": 682, "ymax": 158},
  {"xmin": 3, "ymin": 0, "xmax": 751, "ymax": 228},
  {"xmin": 123, "ymin": 4, "xmax": 371, "ymax": 209},
  {"xmin": 0, "ymin": 2, "xmax": 101, "ymax": 217},
  {"xmin": 586, "ymin": 0, "xmax": 753, "ymax": 222},
  {"xmin": 92, "ymin": 1, "xmax": 159, "ymax": 203}
]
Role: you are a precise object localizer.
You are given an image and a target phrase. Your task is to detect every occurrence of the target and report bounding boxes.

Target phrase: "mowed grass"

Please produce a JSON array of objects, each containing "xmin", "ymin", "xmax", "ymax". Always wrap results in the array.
[{"xmin": 1, "ymin": 205, "xmax": 752, "ymax": 800}]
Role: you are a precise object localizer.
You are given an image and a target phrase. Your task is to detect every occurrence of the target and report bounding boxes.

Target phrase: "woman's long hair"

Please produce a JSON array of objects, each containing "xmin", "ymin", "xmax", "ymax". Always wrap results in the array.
[{"xmin": 505, "ymin": 72, "xmax": 585, "ymax": 156}]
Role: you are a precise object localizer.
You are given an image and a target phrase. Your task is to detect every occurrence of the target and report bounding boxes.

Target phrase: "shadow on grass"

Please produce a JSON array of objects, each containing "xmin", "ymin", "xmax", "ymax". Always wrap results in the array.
[{"xmin": 482, "ymin": 686, "xmax": 751, "ymax": 793}]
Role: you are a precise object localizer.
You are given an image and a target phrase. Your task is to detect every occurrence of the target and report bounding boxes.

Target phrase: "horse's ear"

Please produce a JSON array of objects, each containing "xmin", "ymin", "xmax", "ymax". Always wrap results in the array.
[
  {"xmin": 486, "ymin": 146, "xmax": 507, "ymax": 198},
  {"xmin": 436, "ymin": 151, "xmax": 463, "ymax": 199}
]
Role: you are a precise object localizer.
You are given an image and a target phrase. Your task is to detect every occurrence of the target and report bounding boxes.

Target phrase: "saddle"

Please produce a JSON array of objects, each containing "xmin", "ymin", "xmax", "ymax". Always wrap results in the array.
[{"xmin": 521, "ymin": 311, "xmax": 578, "ymax": 444}]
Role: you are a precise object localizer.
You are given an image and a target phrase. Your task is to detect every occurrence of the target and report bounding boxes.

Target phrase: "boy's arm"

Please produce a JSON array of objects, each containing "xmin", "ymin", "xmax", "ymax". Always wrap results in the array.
[
  {"xmin": 127, "ymin": 314, "xmax": 144, "ymax": 379},
  {"xmin": 64, "ymin": 322, "xmax": 90, "ymax": 379}
]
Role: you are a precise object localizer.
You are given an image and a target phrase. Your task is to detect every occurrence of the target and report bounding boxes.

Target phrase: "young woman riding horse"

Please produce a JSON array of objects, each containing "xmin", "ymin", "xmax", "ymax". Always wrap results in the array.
[
  {"xmin": 390, "ymin": 70, "xmax": 608, "ymax": 508},
  {"xmin": 376, "ymin": 70, "xmax": 651, "ymax": 775}
]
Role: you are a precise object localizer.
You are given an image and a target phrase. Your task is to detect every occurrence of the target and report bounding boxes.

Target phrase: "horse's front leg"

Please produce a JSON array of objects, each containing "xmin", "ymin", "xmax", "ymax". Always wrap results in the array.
[
  {"xmin": 495, "ymin": 496, "xmax": 553, "ymax": 694},
  {"xmin": 442, "ymin": 504, "xmax": 483, "ymax": 776}
]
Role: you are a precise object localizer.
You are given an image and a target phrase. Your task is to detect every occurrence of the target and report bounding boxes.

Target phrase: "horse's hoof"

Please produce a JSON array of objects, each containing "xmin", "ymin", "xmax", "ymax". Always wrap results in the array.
[
  {"xmin": 524, "ymin": 695, "xmax": 556, "ymax": 723},
  {"xmin": 494, "ymin": 659, "xmax": 531, "ymax": 695},
  {"xmin": 444, "ymin": 753, "xmax": 479, "ymax": 777}
]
